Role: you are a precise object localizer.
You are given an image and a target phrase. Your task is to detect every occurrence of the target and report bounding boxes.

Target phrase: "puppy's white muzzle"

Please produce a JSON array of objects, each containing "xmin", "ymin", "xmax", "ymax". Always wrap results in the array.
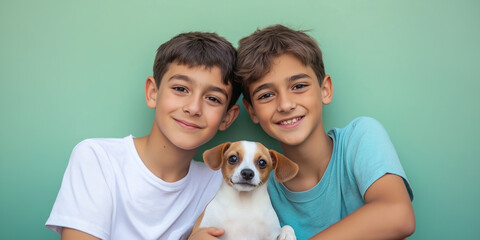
[{"xmin": 230, "ymin": 167, "xmax": 260, "ymax": 191}]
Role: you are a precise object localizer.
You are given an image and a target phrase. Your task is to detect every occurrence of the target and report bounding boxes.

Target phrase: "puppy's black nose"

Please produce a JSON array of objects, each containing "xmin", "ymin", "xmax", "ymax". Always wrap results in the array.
[{"xmin": 241, "ymin": 169, "xmax": 254, "ymax": 181}]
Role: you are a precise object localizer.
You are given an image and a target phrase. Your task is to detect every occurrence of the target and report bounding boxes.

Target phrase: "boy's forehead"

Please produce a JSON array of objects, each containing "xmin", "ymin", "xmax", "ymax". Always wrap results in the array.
[
  {"xmin": 250, "ymin": 54, "xmax": 316, "ymax": 88},
  {"xmin": 166, "ymin": 62, "xmax": 223, "ymax": 80},
  {"xmin": 165, "ymin": 63, "xmax": 232, "ymax": 93},
  {"xmin": 169, "ymin": 61, "xmax": 219, "ymax": 74}
]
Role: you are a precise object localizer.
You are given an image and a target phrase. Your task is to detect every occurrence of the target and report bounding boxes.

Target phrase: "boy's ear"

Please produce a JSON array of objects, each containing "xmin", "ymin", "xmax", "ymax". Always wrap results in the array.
[
  {"xmin": 242, "ymin": 98, "xmax": 259, "ymax": 124},
  {"xmin": 145, "ymin": 76, "xmax": 158, "ymax": 109},
  {"xmin": 321, "ymin": 74, "xmax": 333, "ymax": 105},
  {"xmin": 218, "ymin": 104, "xmax": 240, "ymax": 131}
]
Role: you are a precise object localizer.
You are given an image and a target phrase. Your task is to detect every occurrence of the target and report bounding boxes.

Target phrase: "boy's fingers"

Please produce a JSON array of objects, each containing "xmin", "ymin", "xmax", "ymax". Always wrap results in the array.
[
  {"xmin": 189, "ymin": 227, "xmax": 224, "ymax": 240},
  {"xmin": 205, "ymin": 227, "xmax": 225, "ymax": 237}
]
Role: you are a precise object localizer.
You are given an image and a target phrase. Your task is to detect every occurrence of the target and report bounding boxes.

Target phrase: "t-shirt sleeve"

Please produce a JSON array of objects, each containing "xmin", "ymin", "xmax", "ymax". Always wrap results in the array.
[
  {"xmin": 45, "ymin": 139, "xmax": 114, "ymax": 239},
  {"xmin": 345, "ymin": 117, "xmax": 413, "ymax": 200}
]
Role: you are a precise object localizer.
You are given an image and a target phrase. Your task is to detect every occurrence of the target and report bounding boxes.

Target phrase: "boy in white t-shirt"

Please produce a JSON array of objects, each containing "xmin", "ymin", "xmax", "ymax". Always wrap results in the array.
[{"xmin": 46, "ymin": 32, "xmax": 241, "ymax": 240}]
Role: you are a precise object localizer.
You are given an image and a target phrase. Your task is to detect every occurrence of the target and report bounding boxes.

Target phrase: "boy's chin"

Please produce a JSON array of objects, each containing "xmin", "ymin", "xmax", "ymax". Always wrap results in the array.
[
  {"xmin": 170, "ymin": 139, "xmax": 205, "ymax": 151},
  {"xmin": 279, "ymin": 139, "xmax": 306, "ymax": 147},
  {"xmin": 274, "ymin": 134, "xmax": 308, "ymax": 147}
]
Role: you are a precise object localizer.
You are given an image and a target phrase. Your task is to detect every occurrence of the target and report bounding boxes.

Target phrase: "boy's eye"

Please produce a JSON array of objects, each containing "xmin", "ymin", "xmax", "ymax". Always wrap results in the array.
[
  {"xmin": 206, "ymin": 96, "xmax": 222, "ymax": 104},
  {"xmin": 258, "ymin": 92, "xmax": 274, "ymax": 100},
  {"xmin": 173, "ymin": 86, "xmax": 188, "ymax": 93},
  {"xmin": 292, "ymin": 83, "xmax": 308, "ymax": 90}
]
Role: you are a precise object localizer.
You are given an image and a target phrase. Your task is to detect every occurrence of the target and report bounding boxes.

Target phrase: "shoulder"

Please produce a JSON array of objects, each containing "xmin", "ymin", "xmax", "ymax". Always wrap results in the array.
[
  {"xmin": 331, "ymin": 117, "xmax": 390, "ymax": 144},
  {"xmin": 73, "ymin": 137, "xmax": 128, "ymax": 154},
  {"xmin": 190, "ymin": 160, "xmax": 215, "ymax": 174},
  {"xmin": 333, "ymin": 118, "xmax": 412, "ymax": 197},
  {"xmin": 71, "ymin": 136, "xmax": 130, "ymax": 161},
  {"xmin": 189, "ymin": 160, "xmax": 223, "ymax": 182},
  {"xmin": 67, "ymin": 137, "xmax": 131, "ymax": 178},
  {"xmin": 346, "ymin": 117, "xmax": 386, "ymax": 134},
  {"xmin": 332, "ymin": 117, "xmax": 396, "ymax": 156},
  {"xmin": 190, "ymin": 160, "xmax": 210, "ymax": 170},
  {"xmin": 72, "ymin": 137, "xmax": 120, "ymax": 154},
  {"xmin": 69, "ymin": 139, "xmax": 105, "ymax": 166},
  {"xmin": 329, "ymin": 117, "xmax": 400, "ymax": 175},
  {"xmin": 188, "ymin": 161, "xmax": 223, "ymax": 199},
  {"xmin": 45, "ymin": 138, "xmax": 130, "ymax": 237}
]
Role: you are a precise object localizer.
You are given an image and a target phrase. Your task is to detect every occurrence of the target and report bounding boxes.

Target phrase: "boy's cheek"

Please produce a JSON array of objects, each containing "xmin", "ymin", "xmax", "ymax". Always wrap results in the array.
[{"xmin": 210, "ymin": 108, "xmax": 229, "ymax": 124}]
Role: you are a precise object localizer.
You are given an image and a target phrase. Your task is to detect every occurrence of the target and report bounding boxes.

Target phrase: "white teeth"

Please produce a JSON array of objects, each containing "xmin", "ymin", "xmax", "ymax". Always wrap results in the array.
[{"xmin": 280, "ymin": 117, "xmax": 301, "ymax": 125}]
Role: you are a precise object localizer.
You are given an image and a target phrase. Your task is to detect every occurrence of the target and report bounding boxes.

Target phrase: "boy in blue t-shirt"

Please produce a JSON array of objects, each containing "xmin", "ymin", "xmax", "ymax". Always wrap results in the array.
[{"xmin": 235, "ymin": 25, "xmax": 415, "ymax": 239}]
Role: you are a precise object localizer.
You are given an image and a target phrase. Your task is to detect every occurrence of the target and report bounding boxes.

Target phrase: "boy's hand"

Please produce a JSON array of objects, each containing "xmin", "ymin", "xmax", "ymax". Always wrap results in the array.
[{"xmin": 189, "ymin": 227, "xmax": 224, "ymax": 240}]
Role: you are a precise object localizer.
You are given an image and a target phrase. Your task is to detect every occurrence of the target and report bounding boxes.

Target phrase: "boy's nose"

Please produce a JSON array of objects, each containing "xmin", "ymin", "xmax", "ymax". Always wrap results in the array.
[
  {"xmin": 276, "ymin": 93, "xmax": 296, "ymax": 112},
  {"xmin": 183, "ymin": 97, "xmax": 202, "ymax": 116}
]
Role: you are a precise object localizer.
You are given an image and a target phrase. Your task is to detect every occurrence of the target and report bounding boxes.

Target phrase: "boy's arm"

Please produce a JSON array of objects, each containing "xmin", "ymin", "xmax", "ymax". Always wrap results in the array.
[
  {"xmin": 310, "ymin": 173, "xmax": 415, "ymax": 240},
  {"xmin": 46, "ymin": 140, "xmax": 113, "ymax": 239},
  {"xmin": 61, "ymin": 228, "xmax": 101, "ymax": 240}
]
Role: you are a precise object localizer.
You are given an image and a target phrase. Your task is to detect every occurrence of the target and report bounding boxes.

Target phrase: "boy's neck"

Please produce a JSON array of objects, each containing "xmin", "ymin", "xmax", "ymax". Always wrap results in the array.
[
  {"xmin": 133, "ymin": 128, "xmax": 197, "ymax": 183},
  {"xmin": 280, "ymin": 127, "xmax": 333, "ymax": 192}
]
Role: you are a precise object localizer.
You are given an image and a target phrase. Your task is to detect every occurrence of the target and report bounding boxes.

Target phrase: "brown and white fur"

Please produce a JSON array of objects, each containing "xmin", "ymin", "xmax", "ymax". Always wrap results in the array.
[{"xmin": 189, "ymin": 141, "xmax": 299, "ymax": 240}]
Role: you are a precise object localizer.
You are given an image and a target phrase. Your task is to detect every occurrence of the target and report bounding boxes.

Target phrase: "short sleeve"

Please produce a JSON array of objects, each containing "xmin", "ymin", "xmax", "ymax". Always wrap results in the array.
[
  {"xmin": 46, "ymin": 139, "xmax": 114, "ymax": 239},
  {"xmin": 345, "ymin": 117, "xmax": 413, "ymax": 200}
]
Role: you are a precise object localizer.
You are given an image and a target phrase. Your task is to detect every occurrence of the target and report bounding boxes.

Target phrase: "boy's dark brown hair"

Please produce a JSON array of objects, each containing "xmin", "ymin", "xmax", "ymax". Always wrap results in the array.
[
  {"xmin": 236, "ymin": 25, "xmax": 326, "ymax": 104},
  {"xmin": 153, "ymin": 32, "xmax": 241, "ymax": 109}
]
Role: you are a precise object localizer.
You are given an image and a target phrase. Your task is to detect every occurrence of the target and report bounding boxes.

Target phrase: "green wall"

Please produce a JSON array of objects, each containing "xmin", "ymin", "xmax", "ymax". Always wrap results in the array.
[{"xmin": 1, "ymin": 0, "xmax": 479, "ymax": 239}]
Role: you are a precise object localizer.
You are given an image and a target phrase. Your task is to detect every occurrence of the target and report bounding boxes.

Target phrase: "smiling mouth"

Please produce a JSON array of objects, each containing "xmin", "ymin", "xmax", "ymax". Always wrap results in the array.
[
  {"xmin": 278, "ymin": 116, "xmax": 303, "ymax": 125},
  {"xmin": 175, "ymin": 118, "xmax": 201, "ymax": 129}
]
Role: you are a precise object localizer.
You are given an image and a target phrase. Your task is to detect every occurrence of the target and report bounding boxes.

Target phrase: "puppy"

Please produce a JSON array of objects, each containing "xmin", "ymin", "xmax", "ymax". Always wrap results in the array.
[{"xmin": 189, "ymin": 141, "xmax": 299, "ymax": 240}]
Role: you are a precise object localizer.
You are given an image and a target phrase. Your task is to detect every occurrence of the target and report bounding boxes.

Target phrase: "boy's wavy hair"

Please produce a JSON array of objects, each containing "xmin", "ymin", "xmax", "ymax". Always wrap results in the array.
[
  {"xmin": 236, "ymin": 25, "xmax": 326, "ymax": 104},
  {"xmin": 153, "ymin": 32, "xmax": 240, "ymax": 109}
]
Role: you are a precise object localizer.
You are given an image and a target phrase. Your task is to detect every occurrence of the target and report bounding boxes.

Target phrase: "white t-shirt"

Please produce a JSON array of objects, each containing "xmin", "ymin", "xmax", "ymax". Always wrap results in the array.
[{"xmin": 46, "ymin": 135, "xmax": 222, "ymax": 240}]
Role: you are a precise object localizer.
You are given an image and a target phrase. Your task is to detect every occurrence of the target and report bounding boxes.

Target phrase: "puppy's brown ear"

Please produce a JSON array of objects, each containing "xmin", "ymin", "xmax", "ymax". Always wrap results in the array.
[
  {"xmin": 269, "ymin": 150, "xmax": 299, "ymax": 183},
  {"xmin": 203, "ymin": 142, "xmax": 231, "ymax": 170}
]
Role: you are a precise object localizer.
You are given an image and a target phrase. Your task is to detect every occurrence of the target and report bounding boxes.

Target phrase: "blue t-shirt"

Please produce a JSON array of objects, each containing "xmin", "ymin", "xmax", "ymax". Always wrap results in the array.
[{"xmin": 267, "ymin": 117, "xmax": 413, "ymax": 240}]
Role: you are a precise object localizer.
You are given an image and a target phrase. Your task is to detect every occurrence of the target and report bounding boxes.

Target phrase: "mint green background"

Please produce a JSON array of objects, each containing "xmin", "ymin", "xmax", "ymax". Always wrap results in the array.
[{"xmin": 1, "ymin": 0, "xmax": 479, "ymax": 239}]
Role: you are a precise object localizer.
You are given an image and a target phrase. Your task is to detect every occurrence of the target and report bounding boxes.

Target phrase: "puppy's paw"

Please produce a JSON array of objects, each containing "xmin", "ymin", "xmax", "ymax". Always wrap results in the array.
[{"xmin": 277, "ymin": 225, "xmax": 296, "ymax": 240}]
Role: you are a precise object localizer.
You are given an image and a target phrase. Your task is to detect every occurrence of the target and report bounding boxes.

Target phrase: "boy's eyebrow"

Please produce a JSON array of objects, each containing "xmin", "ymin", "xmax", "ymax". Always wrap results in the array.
[
  {"xmin": 289, "ymin": 73, "xmax": 311, "ymax": 81},
  {"xmin": 207, "ymin": 86, "xmax": 229, "ymax": 99},
  {"xmin": 168, "ymin": 74, "xmax": 191, "ymax": 82},
  {"xmin": 252, "ymin": 83, "xmax": 274, "ymax": 97},
  {"xmin": 168, "ymin": 74, "xmax": 229, "ymax": 99},
  {"xmin": 252, "ymin": 73, "xmax": 312, "ymax": 96}
]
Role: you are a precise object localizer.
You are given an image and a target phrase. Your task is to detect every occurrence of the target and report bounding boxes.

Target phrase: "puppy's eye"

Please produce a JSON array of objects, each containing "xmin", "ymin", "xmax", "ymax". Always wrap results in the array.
[
  {"xmin": 258, "ymin": 159, "xmax": 267, "ymax": 169},
  {"xmin": 228, "ymin": 155, "xmax": 238, "ymax": 165}
]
